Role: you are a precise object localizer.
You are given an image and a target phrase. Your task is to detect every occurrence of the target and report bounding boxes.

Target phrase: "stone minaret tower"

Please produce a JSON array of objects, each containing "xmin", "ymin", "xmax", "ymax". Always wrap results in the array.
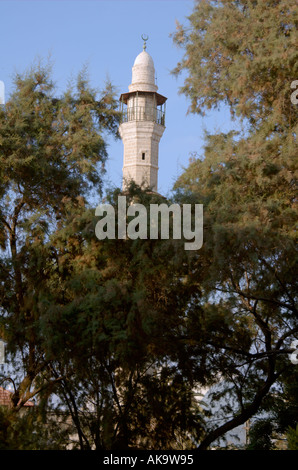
[{"xmin": 119, "ymin": 38, "xmax": 167, "ymax": 192}]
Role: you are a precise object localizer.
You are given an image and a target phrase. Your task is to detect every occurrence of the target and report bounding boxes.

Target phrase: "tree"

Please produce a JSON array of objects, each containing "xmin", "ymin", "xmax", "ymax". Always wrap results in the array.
[
  {"xmin": 0, "ymin": 404, "xmax": 70, "ymax": 450},
  {"xmin": 287, "ymin": 424, "xmax": 298, "ymax": 450},
  {"xmin": 36, "ymin": 185, "xmax": 204, "ymax": 450},
  {"xmin": 172, "ymin": 0, "xmax": 298, "ymax": 449},
  {"xmin": 172, "ymin": 0, "xmax": 297, "ymax": 128},
  {"xmin": 247, "ymin": 366, "xmax": 298, "ymax": 449},
  {"xmin": 1, "ymin": 1, "xmax": 297, "ymax": 450},
  {"xmin": 0, "ymin": 61, "xmax": 121, "ymax": 418},
  {"xmin": 0, "ymin": 62, "xmax": 203, "ymax": 450}
]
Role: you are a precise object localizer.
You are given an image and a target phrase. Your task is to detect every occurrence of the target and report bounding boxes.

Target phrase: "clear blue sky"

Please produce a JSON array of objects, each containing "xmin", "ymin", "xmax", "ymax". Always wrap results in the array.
[{"xmin": 1, "ymin": 0, "xmax": 238, "ymax": 197}]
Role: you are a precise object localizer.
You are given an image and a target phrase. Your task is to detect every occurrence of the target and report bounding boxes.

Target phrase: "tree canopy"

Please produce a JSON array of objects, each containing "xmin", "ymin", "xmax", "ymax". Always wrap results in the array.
[
  {"xmin": 0, "ymin": 0, "xmax": 297, "ymax": 451},
  {"xmin": 171, "ymin": 0, "xmax": 298, "ymax": 449},
  {"xmin": 0, "ymin": 62, "xmax": 121, "ymax": 421}
]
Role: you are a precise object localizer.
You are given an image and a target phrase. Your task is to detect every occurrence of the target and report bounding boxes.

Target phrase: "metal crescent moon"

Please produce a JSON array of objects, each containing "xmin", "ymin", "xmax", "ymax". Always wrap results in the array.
[{"xmin": 141, "ymin": 34, "xmax": 149, "ymax": 42}]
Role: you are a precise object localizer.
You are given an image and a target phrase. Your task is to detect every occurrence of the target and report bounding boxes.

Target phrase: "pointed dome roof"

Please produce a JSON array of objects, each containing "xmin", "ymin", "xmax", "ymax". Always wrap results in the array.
[
  {"xmin": 129, "ymin": 50, "xmax": 158, "ymax": 93},
  {"xmin": 133, "ymin": 50, "xmax": 154, "ymax": 67}
]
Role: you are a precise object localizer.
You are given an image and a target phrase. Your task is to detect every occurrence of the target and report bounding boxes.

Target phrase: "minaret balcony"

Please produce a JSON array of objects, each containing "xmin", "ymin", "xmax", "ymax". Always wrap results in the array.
[{"xmin": 120, "ymin": 105, "xmax": 165, "ymax": 126}]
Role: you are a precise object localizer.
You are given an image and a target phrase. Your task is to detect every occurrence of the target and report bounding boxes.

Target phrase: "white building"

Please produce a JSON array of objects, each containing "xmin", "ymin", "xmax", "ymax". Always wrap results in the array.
[{"xmin": 119, "ymin": 38, "xmax": 167, "ymax": 193}]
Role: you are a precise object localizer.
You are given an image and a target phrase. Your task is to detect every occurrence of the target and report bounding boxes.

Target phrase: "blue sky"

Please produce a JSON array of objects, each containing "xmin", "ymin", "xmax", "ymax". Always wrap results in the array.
[{"xmin": 0, "ymin": 0, "xmax": 238, "ymax": 197}]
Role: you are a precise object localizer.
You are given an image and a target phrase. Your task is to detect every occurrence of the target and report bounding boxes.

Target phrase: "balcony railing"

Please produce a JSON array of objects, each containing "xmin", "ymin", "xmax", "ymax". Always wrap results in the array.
[{"xmin": 121, "ymin": 106, "xmax": 165, "ymax": 126}]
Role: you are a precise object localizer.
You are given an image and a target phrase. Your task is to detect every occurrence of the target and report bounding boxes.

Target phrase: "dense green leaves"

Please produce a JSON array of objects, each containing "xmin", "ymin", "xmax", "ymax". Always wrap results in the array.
[
  {"xmin": 173, "ymin": 0, "xmax": 298, "ymax": 127},
  {"xmin": 172, "ymin": 0, "xmax": 298, "ymax": 450},
  {"xmin": 0, "ymin": 63, "xmax": 121, "ymax": 439},
  {"xmin": 0, "ymin": 0, "xmax": 297, "ymax": 450}
]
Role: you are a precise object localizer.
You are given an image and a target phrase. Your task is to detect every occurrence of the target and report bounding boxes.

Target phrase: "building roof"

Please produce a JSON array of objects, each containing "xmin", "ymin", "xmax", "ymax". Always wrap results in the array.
[
  {"xmin": 120, "ymin": 48, "xmax": 167, "ymax": 104},
  {"xmin": 0, "ymin": 386, "xmax": 35, "ymax": 408},
  {"xmin": 119, "ymin": 90, "xmax": 167, "ymax": 106},
  {"xmin": 128, "ymin": 49, "xmax": 158, "ymax": 94},
  {"xmin": 133, "ymin": 50, "xmax": 154, "ymax": 68}
]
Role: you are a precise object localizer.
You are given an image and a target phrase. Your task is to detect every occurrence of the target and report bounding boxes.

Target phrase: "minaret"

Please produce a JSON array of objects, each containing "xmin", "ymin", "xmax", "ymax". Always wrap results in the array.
[{"xmin": 119, "ymin": 37, "xmax": 167, "ymax": 192}]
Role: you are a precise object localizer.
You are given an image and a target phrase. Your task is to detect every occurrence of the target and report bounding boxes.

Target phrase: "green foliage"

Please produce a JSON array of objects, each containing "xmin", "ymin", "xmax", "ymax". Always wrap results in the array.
[
  {"xmin": 172, "ymin": 0, "xmax": 298, "ymax": 129},
  {"xmin": 0, "ymin": 61, "xmax": 121, "ymax": 438},
  {"xmin": 35, "ymin": 183, "xmax": 201, "ymax": 449},
  {"xmin": 0, "ymin": 1, "xmax": 297, "ymax": 450},
  {"xmin": 247, "ymin": 419, "xmax": 275, "ymax": 450},
  {"xmin": 172, "ymin": 0, "xmax": 298, "ymax": 450},
  {"xmin": 0, "ymin": 406, "xmax": 70, "ymax": 450},
  {"xmin": 287, "ymin": 424, "xmax": 298, "ymax": 450}
]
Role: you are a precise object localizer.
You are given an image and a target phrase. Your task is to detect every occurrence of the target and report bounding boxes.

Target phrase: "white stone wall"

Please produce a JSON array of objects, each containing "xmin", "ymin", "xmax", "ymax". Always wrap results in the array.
[
  {"xmin": 119, "ymin": 120, "xmax": 165, "ymax": 192},
  {"xmin": 119, "ymin": 49, "xmax": 166, "ymax": 193}
]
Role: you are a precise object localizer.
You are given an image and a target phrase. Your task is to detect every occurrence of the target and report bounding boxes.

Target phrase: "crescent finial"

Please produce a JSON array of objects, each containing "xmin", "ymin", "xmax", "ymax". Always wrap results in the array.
[{"xmin": 141, "ymin": 34, "xmax": 149, "ymax": 51}]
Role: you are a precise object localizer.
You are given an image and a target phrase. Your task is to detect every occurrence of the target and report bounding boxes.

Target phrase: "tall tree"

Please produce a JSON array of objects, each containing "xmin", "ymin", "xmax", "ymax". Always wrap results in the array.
[
  {"xmin": 37, "ymin": 185, "xmax": 203, "ymax": 450},
  {"xmin": 0, "ymin": 62, "xmax": 120, "ymax": 414},
  {"xmin": 172, "ymin": 0, "xmax": 298, "ymax": 449},
  {"xmin": 0, "ymin": 63, "xmax": 203, "ymax": 450}
]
